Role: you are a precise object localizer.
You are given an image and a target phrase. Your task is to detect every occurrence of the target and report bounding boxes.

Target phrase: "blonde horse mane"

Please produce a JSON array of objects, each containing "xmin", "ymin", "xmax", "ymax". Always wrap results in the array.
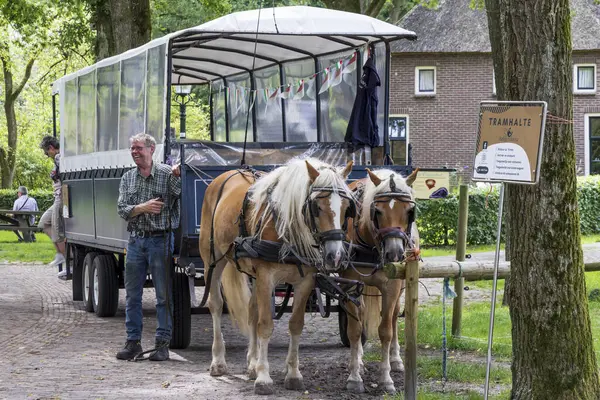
[
  {"xmin": 249, "ymin": 157, "xmax": 354, "ymax": 261},
  {"xmin": 358, "ymin": 169, "xmax": 415, "ymax": 233}
]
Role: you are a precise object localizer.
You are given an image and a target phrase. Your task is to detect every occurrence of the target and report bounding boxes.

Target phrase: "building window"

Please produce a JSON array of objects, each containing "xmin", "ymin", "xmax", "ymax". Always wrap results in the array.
[
  {"xmin": 415, "ymin": 67, "xmax": 436, "ymax": 96},
  {"xmin": 492, "ymin": 70, "xmax": 496, "ymax": 96},
  {"xmin": 589, "ymin": 116, "xmax": 600, "ymax": 174},
  {"xmin": 574, "ymin": 64, "xmax": 596, "ymax": 94},
  {"xmin": 389, "ymin": 115, "xmax": 408, "ymax": 165}
]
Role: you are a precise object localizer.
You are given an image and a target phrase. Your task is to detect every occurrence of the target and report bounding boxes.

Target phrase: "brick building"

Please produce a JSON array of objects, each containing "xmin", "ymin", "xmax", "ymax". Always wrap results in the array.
[{"xmin": 389, "ymin": 0, "xmax": 600, "ymax": 176}]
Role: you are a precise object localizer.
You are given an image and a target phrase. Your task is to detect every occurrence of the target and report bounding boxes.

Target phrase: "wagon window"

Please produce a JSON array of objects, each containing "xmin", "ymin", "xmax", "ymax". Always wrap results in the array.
[
  {"xmin": 78, "ymin": 71, "xmax": 96, "ymax": 154},
  {"xmin": 389, "ymin": 115, "xmax": 408, "ymax": 165},
  {"xmin": 119, "ymin": 53, "xmax": 146, "ymax": 149},
  {"xmin": 228, "ymin": 73, "xmax": 253, "ymax": 143},
  {"xmin": 284, "ymin": 60, "xmax": 317, "ymax": 142},
  {"xmin": 318, "ymin": 51, "xmax": 359, "ymax": 143},
  {"xmin": 63, "ymin": 78, "xmax": 78, "ymax": 157},
  {"xmin": 146, "ymin": 44, "xmax": 166, "ymax": 144},
  {"xmin": 212, "ymin": 79, "xmax": 227, "ymax": 142},
  {"xmin": 97, "ymin": 64, "xmax": 120, "ymax": 152},
  {"xmin": 255, "ymin": 66, "xmax": 283, "ymax": 142}
]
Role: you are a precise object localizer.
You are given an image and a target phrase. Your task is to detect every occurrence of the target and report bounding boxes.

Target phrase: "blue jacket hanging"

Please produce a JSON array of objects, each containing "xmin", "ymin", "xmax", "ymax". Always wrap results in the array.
[{"xmin": 344, "ymin": 56, "xmax": 380, "ymax": 149}]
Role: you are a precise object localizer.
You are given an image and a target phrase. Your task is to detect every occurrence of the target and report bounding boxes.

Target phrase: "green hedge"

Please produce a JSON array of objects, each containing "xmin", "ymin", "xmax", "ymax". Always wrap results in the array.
[
  {"xmin": 416, "ymin": 176, "xmax": 600, "ymax": 246},
  {"xmin": 0, "ymin": 189, "xmax": 55, "ymax": 212}
]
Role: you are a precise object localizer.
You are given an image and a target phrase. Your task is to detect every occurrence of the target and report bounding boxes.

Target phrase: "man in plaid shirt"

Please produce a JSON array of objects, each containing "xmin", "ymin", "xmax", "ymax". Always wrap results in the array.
[{"xmin": 116, "ymin": 133, "xmax": 181, "ymax": 361}]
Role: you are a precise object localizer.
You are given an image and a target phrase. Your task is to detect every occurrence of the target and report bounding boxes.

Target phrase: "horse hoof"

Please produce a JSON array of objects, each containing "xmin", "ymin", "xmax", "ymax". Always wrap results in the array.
[
  {"xmin": 381, "ymin": 383, "xmax": 396, "ymax": 394},
  {"xmin": 210, "ymin": 362, "xmax": 227, "ymax": 376},
  {"xmin": 254, "ymin": 381, "xmax": 274, "ymax": 395},
  {"xmin": 284, "ymin": 377, "xmax": 304, "ymax": 391},
  {"xmin": 247, "ymin": 367, "xmax": 257, "ymax": 380},
  {"xmin": 391, "ymin": 361, "xmax": 405, "ymax": 372},
  {"xmin": 346, "ymin": 380, "xmax": 365, "ymax": 393}
]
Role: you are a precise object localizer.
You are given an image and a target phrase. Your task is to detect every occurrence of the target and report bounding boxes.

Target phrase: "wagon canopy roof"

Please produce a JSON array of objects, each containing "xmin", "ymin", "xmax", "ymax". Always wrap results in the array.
[{"xmin": 53, "ymin": 6, "xmax": 416, "ymax": 89}]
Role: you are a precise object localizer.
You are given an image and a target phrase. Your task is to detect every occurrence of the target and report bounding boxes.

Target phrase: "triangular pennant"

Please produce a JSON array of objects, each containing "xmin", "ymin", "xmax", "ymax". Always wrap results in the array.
[
  {"xmin": 293, "ymin": 79, "xmax": 305, "ymax": 100},
  {"xmin": 279, "ymin": 84, "xmax": 292, "ymax": 100},
  {"xmin": 329, "ymin": 60, "xmax": 344, "ymax": 88},
  {"xmin": 305, "ymin": 76, "xmax": 317, "ymax": 99},
  {"xmin": 318, "ymin": 67, "xmax": 331, "ymax": 94},
  {"xmin": 343, "ymin": 52, "xmax": 357, "ymax": 74}
]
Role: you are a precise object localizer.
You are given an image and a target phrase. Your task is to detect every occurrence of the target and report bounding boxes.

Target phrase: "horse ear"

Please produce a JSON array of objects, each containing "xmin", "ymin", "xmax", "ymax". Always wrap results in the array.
[
  {"xmin": 366, "ymin": 168, "xmax": 382, "ymax": 186},
  {"xmin": 305, "ymin": 160, "xmax": 320, "ymax": 183},
  {"xmin": 406, "ymin": 168, "xmax": 420, "ymax": 187},
  {"xmin": 341, "ymin": 161, "xmax": 353, "ymax": 179}
]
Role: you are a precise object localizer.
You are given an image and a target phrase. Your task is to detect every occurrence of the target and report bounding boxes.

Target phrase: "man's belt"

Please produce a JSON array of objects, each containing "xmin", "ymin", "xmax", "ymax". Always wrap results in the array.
[{"xmin": 130, "ymin": 230, "xmax": 168, "ymax": 238}]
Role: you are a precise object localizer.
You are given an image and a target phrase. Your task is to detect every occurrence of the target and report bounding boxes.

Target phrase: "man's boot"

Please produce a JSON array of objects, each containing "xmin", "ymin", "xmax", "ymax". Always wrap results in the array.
[
  {"xmin": 116, "ymin": 340, "xmax": 143, "ymax": 360},
  {"xmin": 148, "ymin": 339, "xmax": 170, "ymax": 361}
]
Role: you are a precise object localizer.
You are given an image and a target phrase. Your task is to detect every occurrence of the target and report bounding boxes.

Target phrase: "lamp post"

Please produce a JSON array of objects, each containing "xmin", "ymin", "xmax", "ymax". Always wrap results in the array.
[{"xmin": 174, "ymin": 85, "xmax": 192, "ymax": 139}]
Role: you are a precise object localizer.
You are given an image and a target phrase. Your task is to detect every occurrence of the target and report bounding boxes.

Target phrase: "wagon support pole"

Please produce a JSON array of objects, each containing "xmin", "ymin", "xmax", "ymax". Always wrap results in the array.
[
  {"xmin": 452, "ymin": 184, "xmax": 469, "ymax": 336},
  {"xmin": 404, "ymin": 257, "xmax": 419, "ymax": 400}
]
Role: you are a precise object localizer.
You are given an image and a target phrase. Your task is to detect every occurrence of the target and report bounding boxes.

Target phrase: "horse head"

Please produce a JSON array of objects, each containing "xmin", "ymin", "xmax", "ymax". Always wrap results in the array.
[
  {"xmin": 304, "ymin": 160, "xmax": 355, "ymax": 271},
  {"xmin": 362, "ymin": 168, "xmax": 419, "ymax": 263}
]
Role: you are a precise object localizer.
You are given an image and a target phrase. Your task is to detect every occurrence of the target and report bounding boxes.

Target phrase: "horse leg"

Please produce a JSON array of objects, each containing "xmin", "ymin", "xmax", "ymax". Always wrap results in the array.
[
  {"xmin": 345, "ymin": 298, "xmax": 365, "ymax": 393},
  {"xmin": 247, "ymin": 279, "xmax": 259, "ymax": 379},
  {"xmin": 378, "ymin": 282, "xmax": 403, "ymax": 394},
  {"xmin": 390, "ymin": 281, "xmax": 405, "ymax": 372},
  {"xmin": 253, "ymin": 270, "xmax": 276, "ymax": 395},
  {"xmin": 207, "ymin": 258, "xmax": 229, "ymax": 376},
  {"xmin": 284, "ymin": 275, "xmax": 313, "ymax": 391}
]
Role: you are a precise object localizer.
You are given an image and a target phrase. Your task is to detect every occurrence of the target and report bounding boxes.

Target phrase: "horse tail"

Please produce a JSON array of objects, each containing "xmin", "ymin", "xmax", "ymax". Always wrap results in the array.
[
  {"xmin": 221, "ymin": 261, "xmax": 251, "ymax": 336},
  {"xmin": 362, "ymin": 285, "xmax": 382, "ymax": 340}
]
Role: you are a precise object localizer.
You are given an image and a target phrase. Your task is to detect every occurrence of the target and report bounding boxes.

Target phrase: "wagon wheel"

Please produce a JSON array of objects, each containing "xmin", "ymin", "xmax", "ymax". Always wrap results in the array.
[
  {"xmin": 82, "ymin": 252, "xmax": 99, "ymax": 312},
  {"xmin": 92, "ymin": 254, "xmax": 119, "ymax": 317},
  {"xmin": 338, "ymin": 306, "xmax": 367, "ymax": 348}
]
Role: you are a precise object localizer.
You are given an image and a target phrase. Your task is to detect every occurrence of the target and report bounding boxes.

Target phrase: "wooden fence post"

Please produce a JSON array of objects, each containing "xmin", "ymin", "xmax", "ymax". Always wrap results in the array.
[
  {"xmin": 452, "ymin": 184, "xmax": 469, "ymax": 337},
  {"xmin": 404, "ymin": 258, "xmax": 419, "ymax": 399}
]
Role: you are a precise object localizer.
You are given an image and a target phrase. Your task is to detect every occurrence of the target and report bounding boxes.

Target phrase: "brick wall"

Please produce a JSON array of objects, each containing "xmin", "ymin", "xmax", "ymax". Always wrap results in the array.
[{"xmin": 390, "ymin": 51, "xmax": 600, "ymax": 178}]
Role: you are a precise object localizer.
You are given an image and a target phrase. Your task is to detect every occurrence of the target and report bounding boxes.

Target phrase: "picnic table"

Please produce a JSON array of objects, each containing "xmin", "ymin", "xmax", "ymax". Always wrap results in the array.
[{"xmin": 0, "ymin": 209, "xmax": 43, "ymax": 243}]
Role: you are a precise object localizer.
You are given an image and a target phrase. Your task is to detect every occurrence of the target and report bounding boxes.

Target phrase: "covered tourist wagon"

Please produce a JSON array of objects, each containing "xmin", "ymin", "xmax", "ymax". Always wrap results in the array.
[{"xmin": 51, "ymin": 6, "xmax": 417, "ymax": 349}]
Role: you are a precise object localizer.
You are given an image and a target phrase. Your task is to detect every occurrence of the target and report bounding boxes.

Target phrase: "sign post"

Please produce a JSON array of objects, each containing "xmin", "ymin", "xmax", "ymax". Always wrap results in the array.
[{"xmin": 473, "ymin": 101, "xmax": 547, "ymax": 399}]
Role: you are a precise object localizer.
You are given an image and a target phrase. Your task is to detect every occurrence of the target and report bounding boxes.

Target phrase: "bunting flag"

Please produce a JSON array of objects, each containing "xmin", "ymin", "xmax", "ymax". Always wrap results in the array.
[
  {"xmin": 305, "ymin": 76, "xmax": 317, "ymax": 99},
  {"xmin": 217, "ymin": 49, "xmax": 363, "ymax": 105},
  {"xmin": 293, "ymin": 80, "xmax": 305, "ymax": 100},
  {"xmin": 280, "ymin": 84, "xmax": 292, "ymax": 100},
  {"xmin": 329, "ymin": 60, "xmax": 344, "ymax": 88},
  {"xmin": 318, "ymin": 67, "xmax": 331, "ymax": 95}
]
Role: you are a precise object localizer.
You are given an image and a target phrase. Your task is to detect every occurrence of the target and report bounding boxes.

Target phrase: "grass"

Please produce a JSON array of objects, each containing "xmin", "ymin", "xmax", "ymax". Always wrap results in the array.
[{"xmin": 0, "ymin": 231, "xmax": 56, "ymax": 263}]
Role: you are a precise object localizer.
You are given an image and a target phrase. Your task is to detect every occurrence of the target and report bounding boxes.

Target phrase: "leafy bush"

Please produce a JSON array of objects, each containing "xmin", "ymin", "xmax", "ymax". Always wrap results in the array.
[{"xmin": 417, "ymin": 177, "xmax": 600, "ymax": 246}]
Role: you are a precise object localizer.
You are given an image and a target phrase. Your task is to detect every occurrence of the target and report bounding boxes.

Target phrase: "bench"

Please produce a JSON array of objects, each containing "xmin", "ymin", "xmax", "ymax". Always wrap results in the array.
[{"xmin": 0, "ymin": 209, "xmax": 43, "ymax": 243}]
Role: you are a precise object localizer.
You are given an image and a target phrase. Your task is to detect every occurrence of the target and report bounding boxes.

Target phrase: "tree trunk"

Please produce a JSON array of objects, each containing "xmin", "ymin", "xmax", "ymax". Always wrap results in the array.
[
  {"xmin": 93, "ymin": 0, "xmax": 151, "ymax": 61},
  {"xmin": 0, "ymin": 54, "xmax": 34, "ymax": 189},
  {"xmin": 485, "ymin": 0, "xmax": 600, "ymax": 398}
]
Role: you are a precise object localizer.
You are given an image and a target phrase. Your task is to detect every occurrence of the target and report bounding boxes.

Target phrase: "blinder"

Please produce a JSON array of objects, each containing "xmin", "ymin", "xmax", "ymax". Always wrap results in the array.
[{"xmin": 303, "ymin": 186, "xmax": 356, "ymax": 241}]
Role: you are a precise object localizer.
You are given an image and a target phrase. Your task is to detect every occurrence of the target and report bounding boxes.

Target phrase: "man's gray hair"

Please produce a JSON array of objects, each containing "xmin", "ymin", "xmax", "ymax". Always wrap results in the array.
[
  {"xmin": 129, "ymin": 133, "xmax": 156, "ymax": 147},
  {"xmin": 18, "ymin": 186, "xmax": 28, "ymax": 195}
]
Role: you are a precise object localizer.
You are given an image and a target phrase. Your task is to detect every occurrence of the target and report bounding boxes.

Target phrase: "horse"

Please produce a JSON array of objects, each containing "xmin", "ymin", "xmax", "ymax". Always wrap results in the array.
[
  {"xmin": 341, "ymin": 167, "xmax": 419, "ymax": 394},
  {"xmin": 198, "ymin": 157, "xmax": 356, "ymax": 395}
]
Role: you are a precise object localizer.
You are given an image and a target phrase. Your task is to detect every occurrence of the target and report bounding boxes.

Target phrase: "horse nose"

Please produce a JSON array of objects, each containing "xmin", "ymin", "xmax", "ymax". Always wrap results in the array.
[
  {"xmin": 324, "ymin": 246, "xmax": 342, "ymax": 269},
  {"xmin": 384, "ymin": 248, "xmax": 400, "ymax": 263}
]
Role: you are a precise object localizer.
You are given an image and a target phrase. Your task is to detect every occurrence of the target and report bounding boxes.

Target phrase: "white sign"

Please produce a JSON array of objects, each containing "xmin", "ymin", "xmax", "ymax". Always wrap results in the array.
[{"xmin": 472, "ymin": 102, "xmax": 547, "ymax": 184}]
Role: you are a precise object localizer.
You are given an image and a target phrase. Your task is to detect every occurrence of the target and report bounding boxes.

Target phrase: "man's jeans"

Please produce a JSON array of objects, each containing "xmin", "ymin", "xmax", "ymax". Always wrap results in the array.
[{"xmin": 125, "ymin": 233, "xmax": 174, "ymax": 342}]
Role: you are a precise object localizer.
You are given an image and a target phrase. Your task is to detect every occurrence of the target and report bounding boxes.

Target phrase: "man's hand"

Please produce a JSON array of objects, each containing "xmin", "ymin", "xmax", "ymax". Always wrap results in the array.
[
  {"xmin": 142, "ymin": 198, "xmax": 164, "ymax": 214},
  {"xmin": 172, "ymin": 163, "xmax": 181, "ymax": 177}
]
